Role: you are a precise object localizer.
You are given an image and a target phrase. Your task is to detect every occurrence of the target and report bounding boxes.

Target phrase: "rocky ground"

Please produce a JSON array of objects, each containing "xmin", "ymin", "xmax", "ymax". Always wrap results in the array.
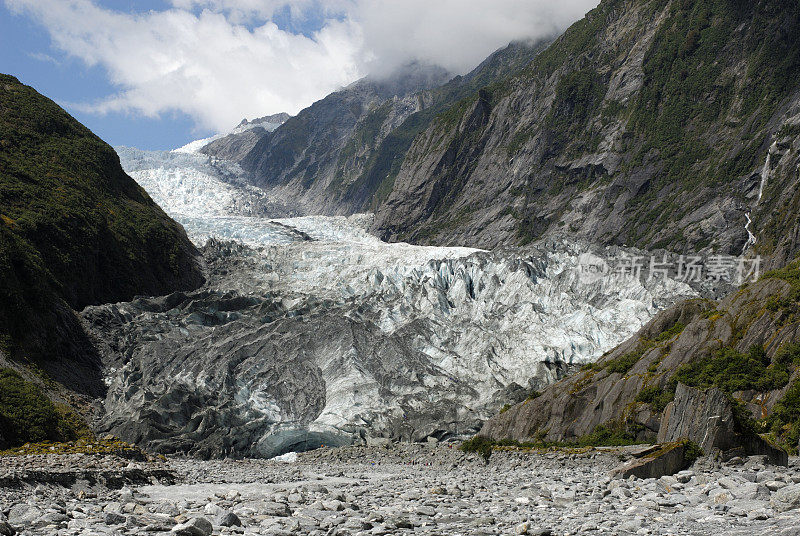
[{"xmin": 2, "ymin": 444, "xmax": 800, "ymax": 535}]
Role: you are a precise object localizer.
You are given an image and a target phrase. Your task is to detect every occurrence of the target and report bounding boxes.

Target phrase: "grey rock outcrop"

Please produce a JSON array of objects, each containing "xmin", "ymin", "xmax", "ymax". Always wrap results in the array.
[
  {"xmin": 609, "ymin": 442, "xmax": 694, "ymax": 480},
  {"xmin": 200, "ymin": 42, "xmax": 548, "ymax": 217},
  {"xmin": 658, "ymin": 384, "xmax": 787, "ymax": 465},
  {"xmin": 202, "ymin": 62, "xmax": 453, "ymax": 215}
]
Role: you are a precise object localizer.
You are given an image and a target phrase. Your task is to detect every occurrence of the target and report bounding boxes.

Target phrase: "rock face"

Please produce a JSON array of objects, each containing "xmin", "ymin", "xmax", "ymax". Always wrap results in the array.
[
  {"xmin": 82, "ymin": 212, "xmax": 697, "ymax": 458},
  {"xmin": 371, "ymin": 0, "xmax": 800, "ymax": 263},
  {"xmin": 0, "ymin": 74, "xmax": 203, "ymax": 398},
  {"xmin": 659, "ymin": 384, "xmax": 787, "ymax": 465},
  {"xmin": 200, "ymin": 43, "xmax": 547, "ymax": 216},
  {"xmin": 201, "ymin": 62, "xmax": 453, "ymax": 214},
  {"xmin": 480, "ymin": 273, "xmax": 800, "ymax": 450},
  {"xmin": 175, "ymin": 112, "xmax": 290, "ymax": 159}
]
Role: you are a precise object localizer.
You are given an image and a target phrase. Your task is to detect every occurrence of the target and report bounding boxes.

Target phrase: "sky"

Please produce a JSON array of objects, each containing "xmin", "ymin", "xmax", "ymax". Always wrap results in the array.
[{"xmin": 0, "ymin": 0, "xmax": 599, "ymax": 150}]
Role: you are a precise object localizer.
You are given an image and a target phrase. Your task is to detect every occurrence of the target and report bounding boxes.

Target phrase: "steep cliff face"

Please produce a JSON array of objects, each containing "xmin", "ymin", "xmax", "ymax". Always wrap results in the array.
[
  {"xmin": 0, "ymin": 74, "xmax": 203, "ymax": 395},
  {"xmin": 372, "ymin": 0, "xmax": 800, "ymax": 261},
  {"xmin": 201, "ymin": 42, "xmax": 549, "ymax": 216},
  {"xmin": 480, "ymin": 260, "xmax": 800, "ymax": 453},
  {"xmin": 200, "ymin": 63, "xmax": 452, "ymax": 213}
]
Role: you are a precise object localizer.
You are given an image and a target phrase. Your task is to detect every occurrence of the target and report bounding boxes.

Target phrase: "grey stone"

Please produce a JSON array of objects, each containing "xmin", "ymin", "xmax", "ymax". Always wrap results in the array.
[
  {"xmin": 104, "ymin": 512, "xmax": 127, "ymax": 525},
  {"xmin": 172, "ymin": 517, "xmax": 213, "ymax": 536},
  {"xmin": 771, "ymin": 483, "xmax": 800, "ymax": 512},
  {"xmin": 218, "ymin": 512, "xmax": 242, "ymax": 527},
  {"xmin": 609, "ymin": 442, "xmax": 693, "ymax": 480},
  {"xmin": 7, "ymin": 505, "xmax": 42, "ymax": 527}
]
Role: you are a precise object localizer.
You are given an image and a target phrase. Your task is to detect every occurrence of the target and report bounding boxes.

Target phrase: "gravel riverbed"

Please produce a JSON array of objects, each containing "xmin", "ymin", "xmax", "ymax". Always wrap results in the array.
[{"xmin": 2, "ymin": 443, "xmax": 800, "ymax": 535}]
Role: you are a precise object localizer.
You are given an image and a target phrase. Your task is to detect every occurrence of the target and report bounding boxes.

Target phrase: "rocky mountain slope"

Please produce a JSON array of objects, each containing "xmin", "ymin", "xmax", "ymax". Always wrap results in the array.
[
  {"xmin": 196, "ymin": 1, "xmax": 800, "ymax": 266},
  {"xmin": 372, "ymin": 0, "xmax": 800, "ymax": 262},
  {"xmin": 0, "ymin": 74, "xmax": 203, "ymax": 437},
  {"xmin": 201, "ymin": 41, "xmax": 549, "ymax": 215}
]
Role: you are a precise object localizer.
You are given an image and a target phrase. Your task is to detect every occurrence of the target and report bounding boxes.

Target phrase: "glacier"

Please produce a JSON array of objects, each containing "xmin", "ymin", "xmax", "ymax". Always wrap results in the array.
[{"xmin": 84, "ymin": 143, "xmax": 701, "ymax": 458}]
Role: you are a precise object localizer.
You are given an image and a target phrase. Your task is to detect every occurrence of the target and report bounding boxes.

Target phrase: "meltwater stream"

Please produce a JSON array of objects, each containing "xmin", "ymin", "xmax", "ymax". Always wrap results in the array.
[{"xmin": 80, "ymin": 147, "xmax": 698, "ymax": 458}]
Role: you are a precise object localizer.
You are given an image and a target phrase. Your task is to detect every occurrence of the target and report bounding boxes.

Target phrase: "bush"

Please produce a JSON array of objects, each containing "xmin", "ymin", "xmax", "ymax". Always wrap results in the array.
[
  {"xmin": 766, "ymin": 379, "xmax": 800, "ymax": 453},
  {"xmin": 599, "ymin": 341, "xmax": 655, "ymax": 375},
  {"xmin": 459, "ymin": 436, "xmax": 494, "ymax": 463},
  {"xmin": 0, "ymin": 368, "xmax": 60, "ymax": 445},
  {"xmin": 635, "ymin": 385, "xmax": 675, "ymax": 413},
  {"xmin": 672, "ymin": 345, "xmax": 790, "ymax": 393},
  {"xmin": 575, "ymin": 424, "xmax": 643, "ymax": 447},
  {"xmin": 682, "ymin": 440, "xmax": 704, "ymax": 466}
]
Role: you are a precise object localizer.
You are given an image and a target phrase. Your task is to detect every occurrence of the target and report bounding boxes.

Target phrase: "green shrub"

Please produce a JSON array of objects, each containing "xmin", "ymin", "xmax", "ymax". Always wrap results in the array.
[
  {"xmin": 672, "ymin": 345, "xmax": 790, "ymax": 393},
  {"xmin": 682, "ymin": 440, "xmax": 704, "ymax": 466},
  {"xmin": 653, "ymin": 322, "xmax": 686, "ymax": 343},
  {"xmin": 575, "ymin": 424, "xmax": 644, "ymax": 447},
  {"xmin": 459, "ymin": 436, "xmax": 495, "ymax": 463},
  {"xmin": 635, "ymin": 385, "xmax": 675, "ymax": 413},
  {"xmin": 0, "ymin": 368, "xmax": 60, "ymax": 445},
  {"xmin": 599, "ymin": 341, "xmax": 655, "ymax": 375},
  {"xmin": 0, "ymin": 368, "xmax": 89, "ymax": 449},
  {"xmin": 526, "ymin": 391, "xmax": 542, "ymax": 401},
  {"xmin": 766, "ymin": 378, "xmax": 800, "ymax": 453}
]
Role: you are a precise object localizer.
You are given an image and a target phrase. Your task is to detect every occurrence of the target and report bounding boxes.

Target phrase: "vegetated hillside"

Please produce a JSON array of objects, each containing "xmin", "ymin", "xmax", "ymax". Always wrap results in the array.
[
  {"xmin": 0, "ymin": 74, "xmax": 204, "ymax": 397},
  {"xmin": 372, "ymin": 0, "xmax": 800, "ymax": 264},
  {"xmin": 480, "ymin": 259, "xmax": 800, "ymax": 454},
  {"xmin": 201, "ymin": 41, "xmax": 550, "ymax": 215}
]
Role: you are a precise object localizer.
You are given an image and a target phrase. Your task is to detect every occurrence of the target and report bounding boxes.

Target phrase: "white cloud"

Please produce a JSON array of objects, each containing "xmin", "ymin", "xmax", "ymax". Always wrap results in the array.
[
  {"xmin": 4, "ymin": 0, "xmax": 599, "ymax": 134},
  {"xmin": 4, "ymin": 0, "xmax": 364, "ymax": 132},
  {"xmin": 355, "ymin": 0, "xmax": 598, "ymax": 75}
]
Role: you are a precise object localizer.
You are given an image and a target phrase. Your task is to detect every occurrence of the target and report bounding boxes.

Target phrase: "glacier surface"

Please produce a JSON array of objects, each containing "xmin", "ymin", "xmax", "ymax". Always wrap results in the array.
[{"xmin": 83, "ymin": 147, "xmax": 700, "ymax": 457}]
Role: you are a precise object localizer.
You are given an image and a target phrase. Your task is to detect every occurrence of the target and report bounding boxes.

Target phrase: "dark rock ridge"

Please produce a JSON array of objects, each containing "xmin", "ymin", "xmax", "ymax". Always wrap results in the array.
[
  {"xmin": 480, "ymin": 266, "xmax": 800, "ymax": 456},
  {"xmin": 372, "ymin": 0, "xmax": 800, "ymax": 262},
  {"xmin": 201, "ymin": 62, "xmax": 452, "ymax": 213},
  {"xmin": 0, "ymin": 75, "xmax": 203, "ymax": 410}
]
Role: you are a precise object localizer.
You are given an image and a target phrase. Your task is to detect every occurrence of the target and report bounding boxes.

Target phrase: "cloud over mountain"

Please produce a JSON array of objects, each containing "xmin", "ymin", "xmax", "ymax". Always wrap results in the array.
[{"xmin": 4, "ymin": 0, "xmax": 598, "ymax": 132}]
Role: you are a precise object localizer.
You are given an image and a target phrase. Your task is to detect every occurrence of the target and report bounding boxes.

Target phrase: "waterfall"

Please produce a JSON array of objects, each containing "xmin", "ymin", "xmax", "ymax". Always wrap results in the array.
[
  {"xmin": 757, "ymin": 151, "xmax": 771, "ymax": 203},
  {"xmin": 743, "ymin": 146, "xmax": 773, "ymax": 254},
  {"xmin": 744, "ymin": 212, "xmax": 757, "ymax": 250}
]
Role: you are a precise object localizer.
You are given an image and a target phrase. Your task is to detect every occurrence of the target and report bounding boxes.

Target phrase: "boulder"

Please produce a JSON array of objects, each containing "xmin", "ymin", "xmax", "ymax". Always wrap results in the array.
[
  {"xmin": 7, "ymin": 505, "xmax": 42, "ymax": 527},
  {"xmin": 609, "ymin": 440, "xmax": 697, "ymax": 479},
  {"xmin": 658, "ymin": 383, "xmax": 787, "ymax": 466},
  {"xmin": 172, "ymin": 517, "xmax": 213, "ymax": 536},
  {"xmin": 104, "ymin": 513, "xmax": 127, "ymax": 525},
  {"xmin": 771, "ymin": 483, "xmax": 800, "ymax": 512},
  {"xmin": 217, "ymin": 512, "xmax": 242, "ymax": 527}
]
